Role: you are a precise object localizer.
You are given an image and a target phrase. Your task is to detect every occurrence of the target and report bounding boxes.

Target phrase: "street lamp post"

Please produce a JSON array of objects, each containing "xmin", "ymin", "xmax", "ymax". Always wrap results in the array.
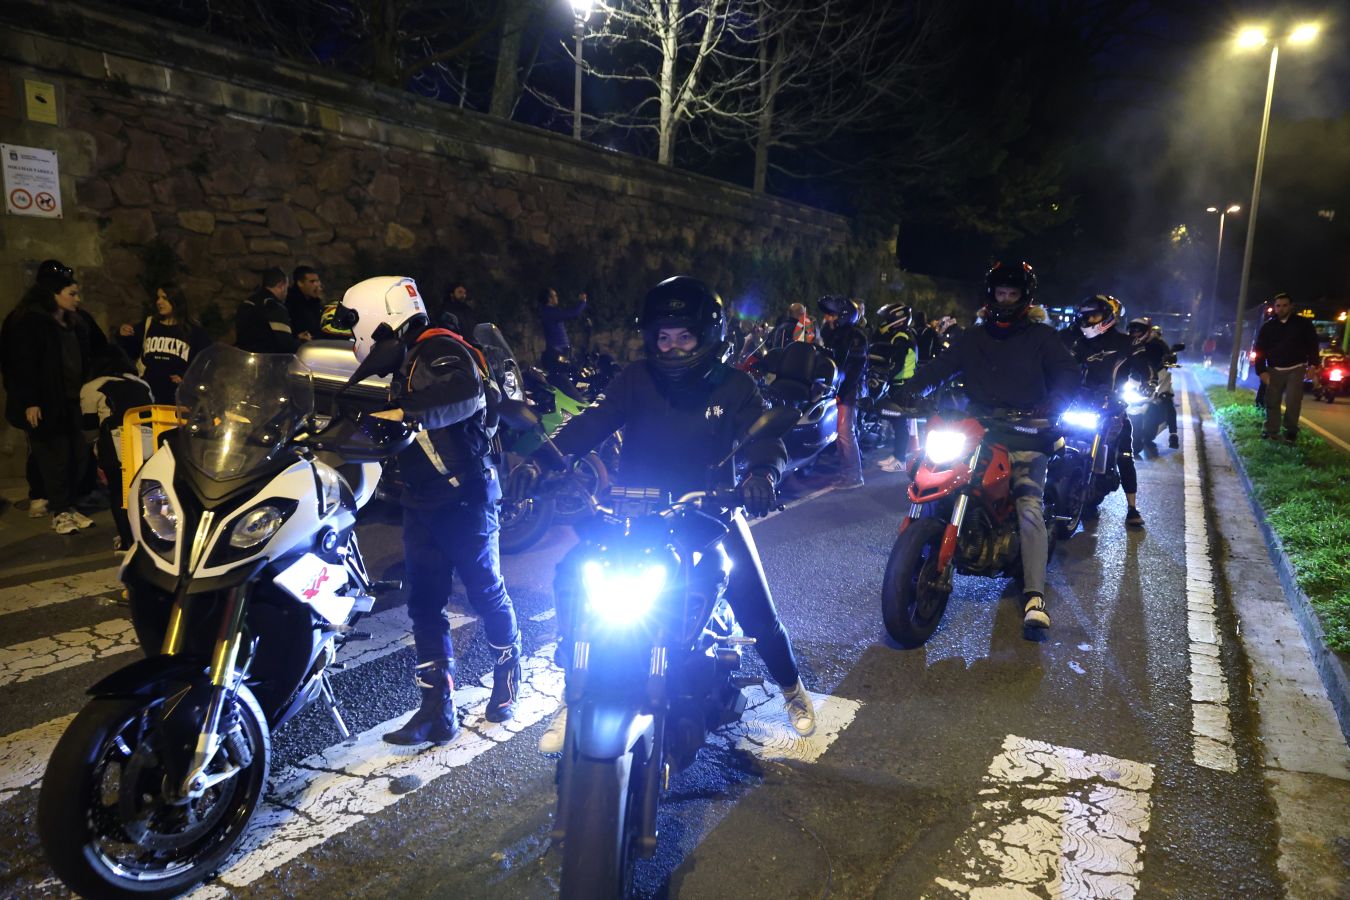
[
  {"xmin": 1203, "ymin": 204, "xmax": 1240, "ymax": 345},
  {"xmin": 1226, "ymin": 22, "xmax": 1320, "ymax": 390},
  {"xmin": 569, "ymin": 0, "xmax": 595, "ymax": 140}
]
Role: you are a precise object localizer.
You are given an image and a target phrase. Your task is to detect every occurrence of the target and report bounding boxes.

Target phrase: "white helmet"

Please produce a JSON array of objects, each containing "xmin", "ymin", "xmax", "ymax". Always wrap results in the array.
[{"xmin": 340, "ymin": 276, "xmax": 427, "ymax": 361}]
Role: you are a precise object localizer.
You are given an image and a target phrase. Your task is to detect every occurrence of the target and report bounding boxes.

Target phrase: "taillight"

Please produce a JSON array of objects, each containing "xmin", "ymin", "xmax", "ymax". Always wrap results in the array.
[{"xmin": 1330, "ymin": 369, "xmax": 1345, "ymax": 382}]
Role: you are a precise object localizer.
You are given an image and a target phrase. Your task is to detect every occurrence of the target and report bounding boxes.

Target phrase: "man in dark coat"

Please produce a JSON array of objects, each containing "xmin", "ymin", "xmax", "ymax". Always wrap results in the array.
[{"xmin": 1253, "ymin": 292, "xmax": 1321, "ymax": 443}]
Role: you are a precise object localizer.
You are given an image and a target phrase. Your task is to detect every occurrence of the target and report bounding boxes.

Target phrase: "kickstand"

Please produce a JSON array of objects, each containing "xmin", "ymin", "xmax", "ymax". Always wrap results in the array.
[{"xmin": 320, "ymin": 673, "xmax": 352, "ymax": 741}]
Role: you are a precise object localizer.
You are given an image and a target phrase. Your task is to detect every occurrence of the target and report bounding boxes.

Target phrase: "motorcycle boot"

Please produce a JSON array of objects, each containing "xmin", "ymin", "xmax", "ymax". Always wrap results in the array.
[
  {"xmin": 484, "ymin": 640, "xmax": 523, "ymax": 723},
  {"xmin": 383, "ymin": 659, "xmax": 460, "ymax": 746}
]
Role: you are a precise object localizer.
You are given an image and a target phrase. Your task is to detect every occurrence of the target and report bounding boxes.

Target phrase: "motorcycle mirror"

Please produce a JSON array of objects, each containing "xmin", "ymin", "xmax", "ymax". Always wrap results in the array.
[
  {"xmin": 344, "ymin": 335, "xmax": 406, "ymax": 386},
  {"xmin": 498, "ymin": 398, "xmax": 542, "ymax": 431}
]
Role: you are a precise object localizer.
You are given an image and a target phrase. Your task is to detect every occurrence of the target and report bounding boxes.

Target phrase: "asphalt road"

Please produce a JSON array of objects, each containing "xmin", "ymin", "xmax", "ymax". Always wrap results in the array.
[{"xmin": 0, "ymin": 379, "xmax": 1304, "ymax": 898}]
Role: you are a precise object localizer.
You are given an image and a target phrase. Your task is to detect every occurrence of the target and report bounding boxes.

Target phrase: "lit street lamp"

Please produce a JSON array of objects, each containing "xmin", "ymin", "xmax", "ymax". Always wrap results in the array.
[
  {"xmin": 569, "ymin": 0, "xmax": 595, "ymax": 140},
  {"xmin": 1201, "ymin": 204, "xmax": 1240, "ymax": 345},
  {"xmin": 1226, "ymin": 21, "xmax": 1321, "ymax": 390}
]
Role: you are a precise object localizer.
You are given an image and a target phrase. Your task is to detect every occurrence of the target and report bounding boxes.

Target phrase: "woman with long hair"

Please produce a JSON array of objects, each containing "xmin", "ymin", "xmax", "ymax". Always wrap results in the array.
[{"xmin": 117, "ymin": 284, "xmax": 212, "ymax": 403}]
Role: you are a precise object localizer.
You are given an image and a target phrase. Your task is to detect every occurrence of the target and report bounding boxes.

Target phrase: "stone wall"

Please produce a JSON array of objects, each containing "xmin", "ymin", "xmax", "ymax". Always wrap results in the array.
[{"xmin": 0, "ymin": 0, "xmax": 881, "ymax": 476}]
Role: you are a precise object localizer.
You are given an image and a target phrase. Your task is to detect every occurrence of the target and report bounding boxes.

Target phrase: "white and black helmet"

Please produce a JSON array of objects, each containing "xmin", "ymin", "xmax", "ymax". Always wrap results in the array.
[{"xmin": 336, "ymin": 276, "xmax": 428, "ymax": 362}]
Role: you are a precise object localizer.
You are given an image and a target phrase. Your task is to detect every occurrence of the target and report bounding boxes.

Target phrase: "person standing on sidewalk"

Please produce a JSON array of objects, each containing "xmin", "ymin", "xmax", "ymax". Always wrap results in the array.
[
  {"xmin": 236, "ymin": 268, "xmax": 302, "ymax": 354},
  {"xmin": 1252, "ymin": 293, "xmax": 1321, "ymax": 444},
  {"xmin": 117, "ymin": 285, "xmax": 212, "ymax": 404},
  {"xmin": 819, "ymin": 294, "xmax": 869, "ymax": 488}
]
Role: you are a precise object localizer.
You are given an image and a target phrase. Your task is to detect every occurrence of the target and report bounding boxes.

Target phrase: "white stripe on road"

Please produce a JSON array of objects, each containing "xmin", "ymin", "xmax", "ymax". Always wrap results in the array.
[
  {"xmin": 0, "ymin": 618, "xmax": 139, "ymax": 687},
  {"xmin": 748, "ymin": 484, "xmax": 837, "ymax": 527},
  {"xmin": 1298, "ymin": 415, "xmax": 1350, "ymax": 453},
  {"xmin": 1180, "ymin": 385, "xmax": 1238, "ymax": 772},
  {"xmin": 0, "ymin": 605, "xmax": 472, "ymax": 801},
  {"xmin": 712, "ymin": 684, "xmax": 860, "ymax": 764},
  {"xmin": 931, "ymin": 734, "xmax": 1155, "ymax": 898},
  {"xmin": 0, "ymin": 566, "xmax": 122, "ymax": 618},
  {"xmin": 189, "ymin": 643, "xmax": 566, "ymax": 896}
]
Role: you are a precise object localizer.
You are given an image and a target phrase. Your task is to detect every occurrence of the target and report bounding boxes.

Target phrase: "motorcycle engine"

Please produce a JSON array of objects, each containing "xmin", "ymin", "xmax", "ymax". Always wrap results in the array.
[{"xmin": 955, "ymin": 508, "xmax": 1019, "ymax": 576}]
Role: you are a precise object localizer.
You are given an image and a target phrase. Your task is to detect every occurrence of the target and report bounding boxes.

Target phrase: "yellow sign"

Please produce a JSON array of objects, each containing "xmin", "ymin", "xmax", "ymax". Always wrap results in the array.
[
  {"xmin": 24, "ymin": 79, "xmax": 57, "ymax": 124},
  {"xmin": 1298, "ymin": 309, "xmax": 1314, "ymax": 318}
]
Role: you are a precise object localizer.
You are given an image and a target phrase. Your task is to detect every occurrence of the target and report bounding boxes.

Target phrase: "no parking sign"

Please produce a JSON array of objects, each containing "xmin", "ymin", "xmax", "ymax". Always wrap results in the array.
[{"xmin": 2, "ymin": 144, "xmax": 61, "ymax": 218}]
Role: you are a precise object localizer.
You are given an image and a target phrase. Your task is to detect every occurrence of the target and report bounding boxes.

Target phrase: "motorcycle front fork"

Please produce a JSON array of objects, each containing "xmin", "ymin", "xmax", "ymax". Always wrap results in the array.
[{"xmin": 899, "ymin": 491, "xmax": 968, "ymax": 571}]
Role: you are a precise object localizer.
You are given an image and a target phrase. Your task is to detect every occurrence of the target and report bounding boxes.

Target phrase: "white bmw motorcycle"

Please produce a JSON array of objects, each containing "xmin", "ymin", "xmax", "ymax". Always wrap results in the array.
[{"xmin": 38, "ymin": 343, "xmax": 411, "ymax": 898}]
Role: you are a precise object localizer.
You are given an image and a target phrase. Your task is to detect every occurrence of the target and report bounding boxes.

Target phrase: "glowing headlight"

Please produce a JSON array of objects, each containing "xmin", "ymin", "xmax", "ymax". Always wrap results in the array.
[
  {"xmin": 581, "ymin": 560, "xmax": 667, "ymax": 625},
  {"xmin": 314, "ymin": 461, "xmax": 343, "ymax": 516},
  {"xmin": 139, "ymin": 481, "xmax": 179, "ymax": 543},
  {"xmin": 924, "ymin": 430, "xmax": 968, "ymax": 465},
  {"xmin": 1061, "ymin": 409, "xmax": 1100, "ymax": 430},
  {"xmin": 1120, "ymin": 383, "xmax": 1147, "ymax": 405},
  {"xmin": 229, "ymin": 505, "xmax": 287, "ymax": 549}
]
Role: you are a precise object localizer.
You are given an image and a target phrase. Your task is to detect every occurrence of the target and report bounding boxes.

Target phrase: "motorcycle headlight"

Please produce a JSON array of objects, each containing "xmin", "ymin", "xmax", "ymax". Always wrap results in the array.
[
  {"xmin": 1120, "ymin": 383, "xmax": 1147, "ymax": 406},
  {"xmin": 229, "ymin": 505, "xmax": 287, "ymax": 549},
  {"xmin": 139, "ymin": 480, "xmax": 179, "ymax": 544},
  {"xmin": 924, "ymin": 430, "xmax": 968, "ymax": 465},
  {"xmin": 581, "ymin": 560, "xmax": 667, "ymax": 626},
  {"xmin": 1061, "ymin": 409, "xmax": 1100, "ymax": 430},
  {"xmin": 313, "ymin": 460, "xmax": 343, "ymax": 516}
]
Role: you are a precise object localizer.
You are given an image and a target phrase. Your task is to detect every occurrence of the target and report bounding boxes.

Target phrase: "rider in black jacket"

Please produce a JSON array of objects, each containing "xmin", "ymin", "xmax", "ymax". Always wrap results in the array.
[
  {"xmin": 819, "ymin": 294, "xmax": 869, "ymax": 488},
  {"xmin": 338, "ymin": 276, "xmax": 520, "ymax": 746},
  {"xmin": 1061, "ymin": 296, "xmax": 1153, "ymax": 528},
  {"xmin": 532, "ymin": 276, "xmax": 817, "ymax": 752},
  {"xmin": 898, "ymin": 261, "xmax": 1080, "ymax": 632}
]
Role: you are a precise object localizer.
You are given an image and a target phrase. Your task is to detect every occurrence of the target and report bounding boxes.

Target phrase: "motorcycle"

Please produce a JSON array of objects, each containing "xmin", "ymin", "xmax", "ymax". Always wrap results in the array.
[
  {"xmin": 494, "ymin": 400, "xmax": 798, "ymax": 899},
  {"xmin": 880, "ymin": 404, "xmax": 1059, "ymax": 648},
  {"xmin": 1127, "ymin": 343, "xmax": 1184, "ymax": 455},
  {"xmin": 37, "ymin": 343, "xmax": 412, "ymax": 898},
  {"xmin": 1046, "ymin": 393, "xmax": 1123, "ymax": 539},
  {"xmin": 750, "ymin": 341, "xmax": 841, "ymax": 477},
  {"xmin": 1312, "ymin": 352, "xmax": 1349, "ymax": 404}
]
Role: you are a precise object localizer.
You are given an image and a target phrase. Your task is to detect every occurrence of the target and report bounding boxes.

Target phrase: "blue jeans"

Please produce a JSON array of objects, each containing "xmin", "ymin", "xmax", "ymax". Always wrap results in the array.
[{"xmin": 403, "ymin": 501, "xmax": 519, "ymax": 663}]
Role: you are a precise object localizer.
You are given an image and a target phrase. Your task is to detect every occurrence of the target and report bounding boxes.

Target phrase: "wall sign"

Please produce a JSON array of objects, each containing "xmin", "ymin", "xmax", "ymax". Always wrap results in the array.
[
  {"xmin": 2, "ymin": 143, "xmax": 62, "ymax": 218},
  {"xmin": 24, "ymin": 79, "xmax": 57, "ymax": 124}
]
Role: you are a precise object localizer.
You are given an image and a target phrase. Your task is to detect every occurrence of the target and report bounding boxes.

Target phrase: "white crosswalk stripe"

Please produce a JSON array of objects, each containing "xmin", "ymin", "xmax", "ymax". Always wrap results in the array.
[
  {"xmin": 0, "ymin": 566, "xmax": 123, "ymax": 618},
  {"xmin": 0, "ymin": 617, "xmax": 139, "ymax": 687}
]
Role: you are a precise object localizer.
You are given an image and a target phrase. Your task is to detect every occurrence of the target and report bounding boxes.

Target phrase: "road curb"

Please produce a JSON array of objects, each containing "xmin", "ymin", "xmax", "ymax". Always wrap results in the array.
[{"xmin": 1196, "ymin": 385, "xmax": 1350, "ymax": 744}]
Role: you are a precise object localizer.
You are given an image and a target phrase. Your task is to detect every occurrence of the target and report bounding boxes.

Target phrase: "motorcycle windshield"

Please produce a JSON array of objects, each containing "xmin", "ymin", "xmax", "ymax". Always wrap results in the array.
[{"xmin": 175, "ymin": 345, "xmax": 315, "ymax": 480}]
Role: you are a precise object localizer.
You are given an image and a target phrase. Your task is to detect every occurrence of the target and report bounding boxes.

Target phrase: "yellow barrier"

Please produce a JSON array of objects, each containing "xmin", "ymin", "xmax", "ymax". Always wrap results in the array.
[{"xmin": 120, "ymin": 405, "xmax": 184, "ymax": 508}]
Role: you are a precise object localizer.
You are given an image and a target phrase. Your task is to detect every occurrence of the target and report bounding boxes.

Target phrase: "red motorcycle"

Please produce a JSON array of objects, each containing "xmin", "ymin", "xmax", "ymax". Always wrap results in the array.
[
  {"xmin": 1312, "ymin": 353, "xmax": 1348, "ymax": 404},
  {"xmin": 881, "ymin": 408, "xmax": 1058, "ymax": 647}
]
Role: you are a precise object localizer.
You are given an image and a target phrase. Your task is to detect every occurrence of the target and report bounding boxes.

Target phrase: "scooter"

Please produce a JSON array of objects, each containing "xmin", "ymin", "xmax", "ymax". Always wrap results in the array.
[
  {"xmin": 37, "ymin": 343, "xmax": 412, "ymax": 898},
  {"xmin": 750, "ymin": 341, "xmax": 840, "ymax": 477},
  {"xmin": 881, "ymin": 402, "xmax": 1059, "ymax": 647}
]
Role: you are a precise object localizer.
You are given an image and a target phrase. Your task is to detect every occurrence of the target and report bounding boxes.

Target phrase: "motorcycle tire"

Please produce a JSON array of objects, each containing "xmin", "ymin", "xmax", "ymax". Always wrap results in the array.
[
  {"xmin": 881, "ymin": 516, "xmax": 952, "ymax": 648},
  {"xmin": 38, "ymin": 685, "xmax": 270, "ymax": 899},
  {"xmin": 554, "ymin": 452, "xmax": 609, "ymax": 524},
  {"xmin": 559, "ymin": 748, "xmax": 645, "ymax": 900},
  {"xmin": 1052, "ymin": 469, "xmax": 1087, "ymax": 540}
]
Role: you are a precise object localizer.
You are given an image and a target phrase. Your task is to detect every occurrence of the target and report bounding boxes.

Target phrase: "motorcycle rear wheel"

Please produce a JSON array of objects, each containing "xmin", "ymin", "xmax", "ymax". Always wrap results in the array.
[
  {"xmin": 881, "ymin": 516, "xmax": 952, "ymax": 648},
  {"xmin": 38, "ymin": 685, "xmax": 270, "ymax": 899},
  {"xmin": 559, "ymin": 749, "xmax": 645, "ymax": 900}
]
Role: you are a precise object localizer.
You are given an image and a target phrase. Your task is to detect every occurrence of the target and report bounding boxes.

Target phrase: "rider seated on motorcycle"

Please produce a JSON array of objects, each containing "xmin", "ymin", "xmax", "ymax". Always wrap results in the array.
[
  {"xmin": 819, "ymin": 294, "xmax": 869, "ymax": 489},
  {"xmin": 894, "ymin": 261, "xmax": 1081, "ymax": 632},
  {"xmin": 529, "ymin": 275, "xmax": 817, "ymax": 752},
  {"xmin": 1062, "ymin": 297, "xmax": 1154, "ymax": 528},
  {"xmin": 871, "ymin": 303, "xmax": 919, "ymax": 473},
  {"xmin": 339, "ymin": 276, "xmax": 522, "ymax": 746},
  {"xmin": 1128, "ymin": 319, "xmax": 1179, "ymax": 451}
]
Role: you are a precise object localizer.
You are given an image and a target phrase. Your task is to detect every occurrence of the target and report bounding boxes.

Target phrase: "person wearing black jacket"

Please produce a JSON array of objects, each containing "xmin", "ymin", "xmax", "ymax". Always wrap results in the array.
[
  {"xmin": 1127, "ymin": 319, "xmax": 1178, "ymax": 453},
  {"xmin": 1065, "ymin": 298, "xmax": 1154, "ymax": 528},
  {"xmin": 4, "ymin": 269, "xmax": 108, "ymax": 534},
  {"xmin": 819, "ymin": 294, "xmax": 869, "ymax": 487},
  {"xmin": 440, "ymin": 282, "xmax": 479, "ymax": 338},
  {"xmin": 531, "ymin": 275, "xmax": 817, "ymax": 752},
  {"xmin": 1253, "ymin": 292, "xmax": 1321, "ymax": 443},
  {"xmin": 897, "ymin": 261, "xmax": 1080, "ymax": 632},
  {"xmin": 236, "ymin": 267, "xmax": 301, "ymax": 354},
  {"xmin": 337, "ymin": 276, "xmax": 520, "ymax": 745},
  {"xmin": 284, "ymin": 265, "xmax": 324, "ymax": 342}
]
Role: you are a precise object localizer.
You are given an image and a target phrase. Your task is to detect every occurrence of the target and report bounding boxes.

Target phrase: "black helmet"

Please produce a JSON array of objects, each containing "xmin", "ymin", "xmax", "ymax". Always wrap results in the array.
[
  {"xmin": 640, "ymin": 276, "xmax": 726, "ymax": 384},
  {"xmin": 875, "ymin": 303, "xmax": 912, "ymax": 336},
  {"xmin": 818, "ymin": 294, "xmax": 860, "ymax": 326},
  {"xmin": 1076, "ymin": 295, "xmax": 1119, "ymax": 338},
  {"xmin": 984, "ymin": 261, "xmax": 1037, "ymax": 323},
  {"xmin": 38, "ymin": 259, "xmax": 73, "ymax": 280}
]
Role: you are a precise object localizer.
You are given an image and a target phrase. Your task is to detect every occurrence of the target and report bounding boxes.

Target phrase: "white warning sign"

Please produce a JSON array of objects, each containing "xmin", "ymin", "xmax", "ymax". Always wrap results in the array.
[{"xmin": 2, "ymin": 144, "xmax": 62, "ymax": 219}]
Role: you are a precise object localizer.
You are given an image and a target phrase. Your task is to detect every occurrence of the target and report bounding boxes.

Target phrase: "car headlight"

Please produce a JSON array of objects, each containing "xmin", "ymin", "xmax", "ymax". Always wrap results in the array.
[
  {"xmin": 581, "ymin": 560, "xmax": 667, "ymax": 626},
  {"xmin": 229, "ymin": 505, "xmax": 287, "ymax": 549},
  {"xmin": 313, "ymin": 460, "xmax": 343, "ymax": 516},
  {"xmin": 1061, "ymin": 409, "xmax": 1100, "ymax": 430},
  {"xmin": 924, "ymin": 430, "xmax": 968, "ymax": 465},
  {"xmin": 139, "ymin": 480, "xmax": 179, "ymax": 544}
]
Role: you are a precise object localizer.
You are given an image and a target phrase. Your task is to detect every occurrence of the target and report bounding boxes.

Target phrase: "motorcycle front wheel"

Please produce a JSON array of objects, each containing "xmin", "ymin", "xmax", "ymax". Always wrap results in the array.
[
  {"xmin": 559, "ymin": 749, "xmax": 645, "ymax": 900},
  {"xmin": 499, "ymin": 463, "xmax": 557, "ymax": 554},
  {"xmin": 38, "ymin": 685, "xmax": 270, "ymax": 899},
  {"xmin": 881, "ymin": 516, "xmax": 952, "ymax": 648}
]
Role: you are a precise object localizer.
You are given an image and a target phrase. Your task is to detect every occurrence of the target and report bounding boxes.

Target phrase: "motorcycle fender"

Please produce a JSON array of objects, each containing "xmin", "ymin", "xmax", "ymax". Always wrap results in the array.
[
  {"xmin": 86, "ymin": 654, "xmax": 206, "ymax": 698},
  {"xmin": 572, "ymin": 700, "xmax": 654, "ymax": 760}
]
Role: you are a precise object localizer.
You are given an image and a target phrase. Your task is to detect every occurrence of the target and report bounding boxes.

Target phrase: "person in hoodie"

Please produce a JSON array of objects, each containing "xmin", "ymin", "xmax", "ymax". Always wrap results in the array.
[
  {"xmin": 80, "ymin": 346, "xmax": 153, "ymax": 551},
  {"xmin": 117, "ymin": 285, "xmax": 212, "ymax": 403},
  {"xmin": 895, "ymin": 261, "xmax": 1080, "ymax": 634}
]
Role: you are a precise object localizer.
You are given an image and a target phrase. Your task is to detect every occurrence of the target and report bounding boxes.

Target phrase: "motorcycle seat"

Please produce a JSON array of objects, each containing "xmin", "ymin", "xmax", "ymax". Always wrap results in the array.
[{"xmin": 759, "ymin": 343, "xmax": 838, "ymax": 404}]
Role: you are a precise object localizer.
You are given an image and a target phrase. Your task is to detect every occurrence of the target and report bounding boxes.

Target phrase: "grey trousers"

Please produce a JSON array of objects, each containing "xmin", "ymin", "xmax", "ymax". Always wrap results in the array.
[
  {"xmin": 1264, "ymin": 366, "xmax": 1306, "ymax": 438},
  {"xmin": 1009, "ymin": 451, "xmax": 1050, "ymax": 596}
]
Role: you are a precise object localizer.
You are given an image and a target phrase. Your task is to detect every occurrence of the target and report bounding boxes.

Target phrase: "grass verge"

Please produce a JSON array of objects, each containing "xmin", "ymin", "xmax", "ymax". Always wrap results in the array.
[{"xmin": 1205, "ymin": 385, "xmax": 1350, "ymax": 652}]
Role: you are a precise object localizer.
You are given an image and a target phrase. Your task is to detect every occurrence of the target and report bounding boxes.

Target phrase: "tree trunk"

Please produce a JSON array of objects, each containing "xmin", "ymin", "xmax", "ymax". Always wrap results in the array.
[
  {"xmin": 367, "ymin": 0, "xmax": 402, "ymax": 88},
  {"xmin": 752, "ymin": 33, "xmax": 780, "ymax": 193},
  {"xmin": 489, "ymin": 0, "xmax": 530, "ymax": 119},
  {"xmin": 657, "ymin": 0, "xmax": 680, "ymax": 165}
]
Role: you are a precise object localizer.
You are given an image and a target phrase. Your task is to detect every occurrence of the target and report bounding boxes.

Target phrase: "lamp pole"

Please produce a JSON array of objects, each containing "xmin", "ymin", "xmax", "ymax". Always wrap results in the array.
[
  {"xmin": 1204, "ymin": 204, "xmax": 1239, "ymax": 346},
  {"xmin": 569, "ymin": 0, "xmax": 594, "ymax": 140}
]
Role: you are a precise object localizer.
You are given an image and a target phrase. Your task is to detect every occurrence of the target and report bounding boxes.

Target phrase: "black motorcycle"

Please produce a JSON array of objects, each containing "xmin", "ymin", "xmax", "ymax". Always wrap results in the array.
[{"xmin": 37, "ymin": 344, "xmax": 411, "ymax": 898}]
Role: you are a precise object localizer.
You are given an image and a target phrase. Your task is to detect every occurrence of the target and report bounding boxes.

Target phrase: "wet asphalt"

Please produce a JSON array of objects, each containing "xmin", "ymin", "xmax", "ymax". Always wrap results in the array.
[{"xmin": 0, "ymin": 378, "xmax": 1292, "ymax": 898}]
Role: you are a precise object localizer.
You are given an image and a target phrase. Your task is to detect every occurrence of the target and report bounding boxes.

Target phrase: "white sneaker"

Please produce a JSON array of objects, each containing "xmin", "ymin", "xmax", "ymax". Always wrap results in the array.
[
  {"xmin": 68, "ymin": 510, "xmax": 95, "ymax": 530},
  {"xmin": 877, "ymin": 455, "xmax": 905, "ymax": 473},
  {"xmin": 52, "ymin": 512, "xmax": 80, "ymax": 535},
  {"xmin": 28, "ymin": 499, "xmax": 48, "ymax": 518},
  {"xmin": 538, "ymin": 705, "xmax": 567, "ymax": 753},
  {"xmin": 781, "ymin": 680, "xmax": 816, "ymax": 737}
]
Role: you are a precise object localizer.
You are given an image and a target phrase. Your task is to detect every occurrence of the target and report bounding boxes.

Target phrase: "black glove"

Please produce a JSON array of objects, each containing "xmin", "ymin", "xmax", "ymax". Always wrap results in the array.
[
  {"xmin": 738, "ymin": 473, "xmax": 777, "ymax": 518},
  {"xmin": 890, "ymin": 385, "xmax": 919, "ymax": 408}
]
